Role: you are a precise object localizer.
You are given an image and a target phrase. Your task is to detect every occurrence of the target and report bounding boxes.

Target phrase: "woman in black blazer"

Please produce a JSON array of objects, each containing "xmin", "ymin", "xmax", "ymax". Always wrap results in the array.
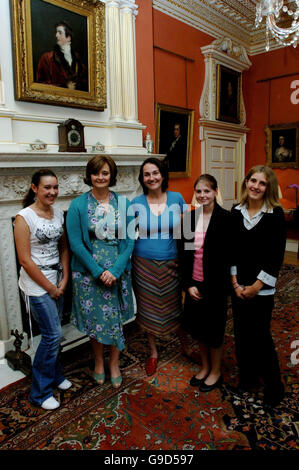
[
  {"xmin": 181, "ymin": 174, "xmax": 232, "ymax": 392},
  {"xmin": 231, "ymin": 165, "xmax": 286, "ymax": 408}
]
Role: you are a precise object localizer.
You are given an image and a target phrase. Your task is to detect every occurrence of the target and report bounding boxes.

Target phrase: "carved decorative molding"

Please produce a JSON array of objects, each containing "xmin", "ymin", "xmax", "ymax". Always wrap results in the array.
[
  {"xmin": 210, "ymin": 37, "xmax": 252, "ymax": 67},
  {"xmin": 153, "ymin": 0, "xmax": 287, "ymax": 55},
  {"xmin": 0, "ymin": 162, "xmax": 143, "ymax": 204},
  {"xmin": 199, "ymin": 38, "xmax": 252, "ymax": 125}
]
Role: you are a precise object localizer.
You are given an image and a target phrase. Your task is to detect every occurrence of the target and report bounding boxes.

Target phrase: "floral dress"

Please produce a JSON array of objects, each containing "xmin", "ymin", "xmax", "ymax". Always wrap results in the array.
[{"xmin": 71, "ymin": 192, "xmax": 134, "ymax": 351}]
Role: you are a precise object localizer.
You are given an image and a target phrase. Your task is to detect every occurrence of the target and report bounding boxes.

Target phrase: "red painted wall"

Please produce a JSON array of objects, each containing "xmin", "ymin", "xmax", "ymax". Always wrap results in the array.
[
  {"xmin": 135, "ymin": 6, "xmax": 299, "ymax": 207},
  {"xmin": 135, "ymin": 6, "xmax": 213, "ymax": 203},
  {"xmin": 153, "ymin": 10, "xmax": 213, "ymax": 203},
  {"xmin": 135, "ymin": 0, "xmax": 156, "ymax": 145},
  {"xmin": 242, "ymin": 48, "xmax": 299, "ymax": 209}
]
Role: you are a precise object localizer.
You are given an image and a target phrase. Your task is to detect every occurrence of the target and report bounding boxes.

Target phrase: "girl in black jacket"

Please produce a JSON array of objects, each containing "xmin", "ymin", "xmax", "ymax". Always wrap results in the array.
[
  {"xmin": 181, "ymin": 175, "xmax": 232, "ymax": 392},
  {"xmin": 231, "ymin": 165, "xmax": 286, "ymax": 408}
]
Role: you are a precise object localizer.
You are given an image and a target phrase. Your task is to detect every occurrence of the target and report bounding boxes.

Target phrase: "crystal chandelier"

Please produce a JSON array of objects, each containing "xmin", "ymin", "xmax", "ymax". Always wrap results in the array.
[{"xmin": 255, "ymin": 1, "xmax": 299, "ymax": 50}]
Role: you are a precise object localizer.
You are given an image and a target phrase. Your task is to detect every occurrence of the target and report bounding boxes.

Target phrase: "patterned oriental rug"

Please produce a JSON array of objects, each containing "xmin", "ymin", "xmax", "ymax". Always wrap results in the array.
[{"xmin": 0, "ymin": 265, "xmax": 298, "ymax": 451}]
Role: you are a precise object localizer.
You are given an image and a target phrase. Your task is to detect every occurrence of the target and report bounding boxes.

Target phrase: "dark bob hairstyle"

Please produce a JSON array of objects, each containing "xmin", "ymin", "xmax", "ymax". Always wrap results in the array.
[
  {"xmin": 138, "ymin": 157, "xmax": 169, "ymax": 194},
  {"xmin": 84, "ymin": 155, "xmax": 117, "ymax": 187}
]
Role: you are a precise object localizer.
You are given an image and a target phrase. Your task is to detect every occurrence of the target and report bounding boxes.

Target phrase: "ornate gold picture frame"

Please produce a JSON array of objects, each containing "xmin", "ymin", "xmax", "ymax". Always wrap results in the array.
[
  {"xmin": 265, "ymin": 122, "xmax": 299, "ymax": 169},
  {"xmin": 10, "ymin": 0, "xmax": 106, "ymax": 111},
  {"xmin": 155, "ymin": 103, "xmax": 194, "ymax": 178}
]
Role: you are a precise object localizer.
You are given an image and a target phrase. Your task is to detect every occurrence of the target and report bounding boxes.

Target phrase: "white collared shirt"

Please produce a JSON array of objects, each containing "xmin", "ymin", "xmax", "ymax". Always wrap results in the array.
[
  {"xmin": 231, "ymin": 203, "xmax": 276, "ymax": 295},
  {"xmin": 236, "ymin": 202, "xmax": 273, "ymax": 230}
]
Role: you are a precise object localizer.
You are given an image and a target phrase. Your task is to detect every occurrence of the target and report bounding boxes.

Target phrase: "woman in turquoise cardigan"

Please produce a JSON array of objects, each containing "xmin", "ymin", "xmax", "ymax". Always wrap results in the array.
[{"xmin": 66, "ymin": 155, "xmax": 135, "ymax": 388}]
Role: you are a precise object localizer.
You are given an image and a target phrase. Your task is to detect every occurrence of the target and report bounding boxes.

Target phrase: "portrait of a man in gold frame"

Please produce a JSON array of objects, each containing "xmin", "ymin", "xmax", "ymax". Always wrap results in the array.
[
  {"xmin": 10, "ymin": 0, "xmax": 106, "ymax": 111},
  {"xmin": 155, "ymin": 103, "xmax": 194, "ymax": 179}
]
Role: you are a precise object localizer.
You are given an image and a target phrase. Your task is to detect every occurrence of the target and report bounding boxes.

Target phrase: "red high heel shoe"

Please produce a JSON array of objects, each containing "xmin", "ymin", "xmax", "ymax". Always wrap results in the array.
[{"xmin": 145, "ymin": 357, "xmax": 158, "ymax": 376}]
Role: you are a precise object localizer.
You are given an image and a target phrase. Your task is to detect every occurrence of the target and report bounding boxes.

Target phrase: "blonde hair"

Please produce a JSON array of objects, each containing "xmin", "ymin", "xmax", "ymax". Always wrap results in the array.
[{"xmin": 240, "ymin": 165, "xmax": 281, "ymax": 210}]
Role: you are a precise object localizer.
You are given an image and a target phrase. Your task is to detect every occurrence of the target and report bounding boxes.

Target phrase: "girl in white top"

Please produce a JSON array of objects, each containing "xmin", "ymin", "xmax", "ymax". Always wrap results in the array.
[{"xmin": 14, "ymin": 169, "xmax": 70, "ymax": 410}]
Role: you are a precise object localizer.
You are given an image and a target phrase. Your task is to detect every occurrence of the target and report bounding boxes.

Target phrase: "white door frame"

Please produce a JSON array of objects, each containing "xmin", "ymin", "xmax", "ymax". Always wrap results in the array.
[{"xmin": 199, "ymin": 120, "xmax": 248, "ymax": 206}]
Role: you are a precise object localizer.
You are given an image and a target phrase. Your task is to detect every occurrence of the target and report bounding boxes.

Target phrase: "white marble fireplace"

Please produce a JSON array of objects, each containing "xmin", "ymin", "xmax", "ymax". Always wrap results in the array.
[{"xmin": 0, "ymin": 151, "xmax": 152, "ymax": 358}]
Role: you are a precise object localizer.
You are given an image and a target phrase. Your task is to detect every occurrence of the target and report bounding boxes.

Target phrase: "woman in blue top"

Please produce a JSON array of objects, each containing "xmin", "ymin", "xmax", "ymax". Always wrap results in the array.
[
  {"xmin": 66, "ymin": 155, "xmax": 135, "ymax": 389},
  {"xmin": 131, "ymin": 157, "xmax": 188, "ymax": 376}
]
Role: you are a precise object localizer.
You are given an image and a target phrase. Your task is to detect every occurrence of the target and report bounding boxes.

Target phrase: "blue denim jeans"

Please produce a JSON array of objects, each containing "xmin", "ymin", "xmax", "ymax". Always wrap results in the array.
[{"xmin": 28, "ymin": 293, "xmax": 65, "ymax": 406}]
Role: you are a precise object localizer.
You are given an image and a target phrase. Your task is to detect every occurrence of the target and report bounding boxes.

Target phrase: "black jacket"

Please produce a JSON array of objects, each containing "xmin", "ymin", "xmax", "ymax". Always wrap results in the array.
[
  {"xmin": 230, "ymin": 205, "xmax": 286, "ymax": 289},
  {"xmin": 179, "ymin": 203, "xmax": 232, "ymax": 296}
]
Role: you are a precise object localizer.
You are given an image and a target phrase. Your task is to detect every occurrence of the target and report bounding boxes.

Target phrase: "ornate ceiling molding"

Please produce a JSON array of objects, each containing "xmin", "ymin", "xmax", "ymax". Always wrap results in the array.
[{"xmin": 153, "ymin": 0, "xmax": 289, "ymax": 55}]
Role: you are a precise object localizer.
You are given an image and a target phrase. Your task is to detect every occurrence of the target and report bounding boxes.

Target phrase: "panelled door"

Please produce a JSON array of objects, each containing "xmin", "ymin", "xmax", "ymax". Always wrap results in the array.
[{"xmin": 206, "ymin": 137, "xmax": 239, "ymax": 210}]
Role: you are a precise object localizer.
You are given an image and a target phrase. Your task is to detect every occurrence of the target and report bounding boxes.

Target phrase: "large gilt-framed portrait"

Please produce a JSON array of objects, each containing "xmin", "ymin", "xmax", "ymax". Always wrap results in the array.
[
  {"xmin": 155, "ymin": 103, "xmax": 194, "ymax": 178},
  {"xmin": 10, "ymin": 0, "xmax": 106, "ymax": 111},
  {"xmin": 265, "ymin": 122, "xmax": 299, "ymax": 169},
  {"xmin": 216, "ymin": 65, "xmax": 241, "ymax": 124}
]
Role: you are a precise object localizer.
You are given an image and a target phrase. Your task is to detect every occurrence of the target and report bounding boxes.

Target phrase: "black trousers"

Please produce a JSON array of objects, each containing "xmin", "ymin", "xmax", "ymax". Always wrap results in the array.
[{"xmin": 232, "ymin": 294, "xmax": 283, "ymax": 393}]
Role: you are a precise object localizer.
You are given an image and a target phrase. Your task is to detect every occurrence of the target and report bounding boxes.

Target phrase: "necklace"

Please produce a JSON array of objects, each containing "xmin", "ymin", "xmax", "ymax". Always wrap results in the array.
[{"xmin": 92, "ymin": 190, "xmax": 110, "ymax": 204}]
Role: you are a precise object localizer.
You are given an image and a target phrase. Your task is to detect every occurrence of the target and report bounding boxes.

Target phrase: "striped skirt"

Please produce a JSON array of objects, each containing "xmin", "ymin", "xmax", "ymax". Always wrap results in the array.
[{"xmin": 132, "ymin": 255, "xmax": 182, "ymax": 338}]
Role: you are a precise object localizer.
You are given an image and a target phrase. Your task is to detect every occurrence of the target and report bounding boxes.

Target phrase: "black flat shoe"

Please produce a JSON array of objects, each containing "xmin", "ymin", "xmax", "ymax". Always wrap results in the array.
[
  {"xmin": 189, "ymin": 373, "xmax": 209, "ymax": 387},
  {"xmin": 199, "ymin": 375, "xmax": 223, "ymax": 392},
  {"xmin": 263, "ymin": 384, "xmax": 285, "ymax": 409}
]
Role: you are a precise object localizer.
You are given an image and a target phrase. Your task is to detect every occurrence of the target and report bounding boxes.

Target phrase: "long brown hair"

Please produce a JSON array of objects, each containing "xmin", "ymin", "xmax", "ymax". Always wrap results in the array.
[
  {"xmin": 240, "ymin": 165, "xmax": 281, "ymax": 210},
  {"xmin": 23, "ymin": 169, "xmax": 57, "ymax": 208},
  {"xmin": 138, "ymin": 157, "xmax": 169, "ymax": 195}
]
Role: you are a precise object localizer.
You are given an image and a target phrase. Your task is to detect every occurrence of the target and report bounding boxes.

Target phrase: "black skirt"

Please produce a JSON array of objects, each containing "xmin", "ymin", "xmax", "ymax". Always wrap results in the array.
[{"xmin": 181, "ymin": 280, "xmax": 228, "ymax": 348}]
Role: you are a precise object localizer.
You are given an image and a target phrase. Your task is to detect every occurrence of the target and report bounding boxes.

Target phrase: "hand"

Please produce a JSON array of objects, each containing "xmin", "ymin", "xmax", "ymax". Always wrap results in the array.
[
  {"xmin": 100, "ymin": 270, "xmax": 117, "ymax": 287},
  {"xmin": 241, "ymin": 280, "xmax": 264, "ymax": 299},
  {"xmin": 49, "ymin": 285, "xmax": 64, "ymax": 300},
  {"xmin": 57, "ymin": 278, "xmax": 68, "ymax": 293},
  {"xmin": 242, "ymin": 284, "xmax": 260, "ymax": 299},
  {"xmin": 234, "ymin": 284, "xmax": 246, "ymax": 299},
  {"xmin": 66, "ymin": 81, "xmax": 76, "ymax": 90},
  {"xmin": 55, "ymin": 287, "xmax": 64, "ymax": 299},
  {"xmin": 188, "ymin": 286, "xmax": 203, "ymax": 301}
]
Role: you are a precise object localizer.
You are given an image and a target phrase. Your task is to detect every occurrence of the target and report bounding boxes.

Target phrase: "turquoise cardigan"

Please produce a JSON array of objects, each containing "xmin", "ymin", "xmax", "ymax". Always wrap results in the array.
[{"xmin": 66, "ymin": 191, "xmax": 135, "ymax": 280}]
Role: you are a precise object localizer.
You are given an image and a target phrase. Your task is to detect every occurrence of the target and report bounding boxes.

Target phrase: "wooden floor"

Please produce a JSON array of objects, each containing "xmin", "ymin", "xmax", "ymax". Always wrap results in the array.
[{"xmin": 284, "ymin": 250, "xmax": 299, "ymax": 266}]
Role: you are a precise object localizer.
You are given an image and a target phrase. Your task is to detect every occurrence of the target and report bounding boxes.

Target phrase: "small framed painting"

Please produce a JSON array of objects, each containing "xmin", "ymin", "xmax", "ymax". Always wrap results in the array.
[
  {"xmin": 265, "ymin": 122, "xmax": 299, "ymax": 168},
  {"xmin": 216, "ymin": 64, "xmax": 241, "ymax": 124},
  {"xmin": 155, "ymin": 103, "xmax": 194, "ymax": 178}
]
